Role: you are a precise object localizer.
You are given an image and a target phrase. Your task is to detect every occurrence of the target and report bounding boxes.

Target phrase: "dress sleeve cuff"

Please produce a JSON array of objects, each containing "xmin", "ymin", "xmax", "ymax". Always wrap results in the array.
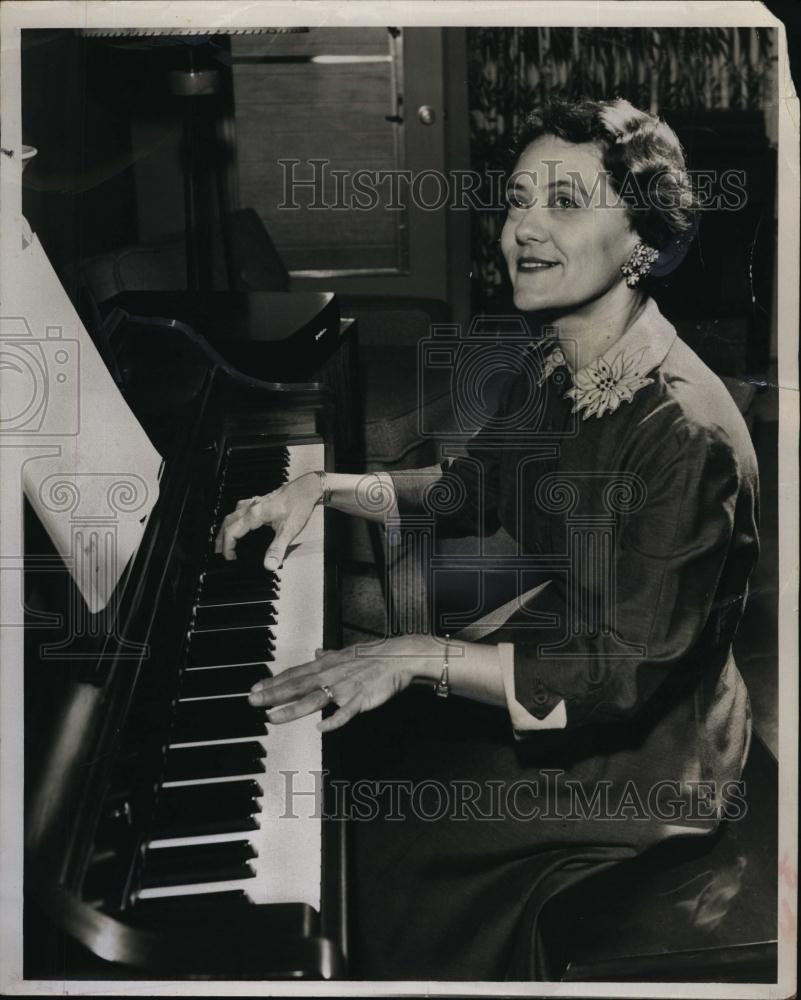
[
  {"xmin": 386, "ymin": 465, "xmax": 444, "ymax": 516},
  {"xmin": 498, "ymin": 642, "xmax": 567, "ymax": 734}
]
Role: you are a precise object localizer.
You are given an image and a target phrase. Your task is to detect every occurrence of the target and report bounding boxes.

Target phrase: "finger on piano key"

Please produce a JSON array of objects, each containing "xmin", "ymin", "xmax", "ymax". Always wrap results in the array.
[
  {"xmin": 248, "ymin": 654, "xmax": 329, "ymax": 703},
  {"xmin": 212, "ymin": 521, "xmax": 274, "ymax": 554},
  {"xmin": 216, "ymin": 516, "xmax": 260, "ymax": 562}
]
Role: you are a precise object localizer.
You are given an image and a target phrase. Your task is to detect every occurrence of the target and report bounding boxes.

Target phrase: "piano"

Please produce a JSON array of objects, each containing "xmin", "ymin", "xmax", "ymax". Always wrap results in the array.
[{"xmin": 23, "ymin": 295, "xmax": 351, "ymax": 980}]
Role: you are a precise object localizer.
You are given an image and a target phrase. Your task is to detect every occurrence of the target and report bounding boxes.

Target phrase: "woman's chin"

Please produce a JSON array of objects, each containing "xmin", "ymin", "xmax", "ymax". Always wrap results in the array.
[{"xmin": 513, "ymin": 287, "xmax": 557, "ymax": 313}]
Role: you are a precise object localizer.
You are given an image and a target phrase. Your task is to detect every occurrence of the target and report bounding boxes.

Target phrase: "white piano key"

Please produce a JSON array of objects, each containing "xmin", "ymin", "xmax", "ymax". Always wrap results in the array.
[
  {"xmin": 183, "ymin": 660, "xmax": 272, "ymax": 671},
  {"xmin": 178, "ymin": 692, "xmax": 250, "ymax": 703},
  {"xmin": 149, "ymin": 829, "xmax": 262, "ymax": 849},
  {"xmin": 162, "ymin": 772, "xmax": 265, "ymax": 789}
]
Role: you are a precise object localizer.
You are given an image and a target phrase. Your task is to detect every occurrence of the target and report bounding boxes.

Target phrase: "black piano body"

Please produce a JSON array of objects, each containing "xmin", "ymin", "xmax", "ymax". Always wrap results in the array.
[{"xmin": 23, "ymin": 293, "xmax": 351, "ymax": 980}]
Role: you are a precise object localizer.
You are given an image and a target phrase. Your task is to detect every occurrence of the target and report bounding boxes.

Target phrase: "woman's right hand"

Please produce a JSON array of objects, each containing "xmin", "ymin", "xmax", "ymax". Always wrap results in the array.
[{"xmin": 213, "ymin": 472, "xmax": 322, "ymax": 571}]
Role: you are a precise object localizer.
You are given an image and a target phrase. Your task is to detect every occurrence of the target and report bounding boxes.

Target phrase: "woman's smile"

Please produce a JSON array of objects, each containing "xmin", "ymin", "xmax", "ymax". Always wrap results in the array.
[{"xmin": 517, "ymin": 256, "xmax": 560, "ymax": 273}]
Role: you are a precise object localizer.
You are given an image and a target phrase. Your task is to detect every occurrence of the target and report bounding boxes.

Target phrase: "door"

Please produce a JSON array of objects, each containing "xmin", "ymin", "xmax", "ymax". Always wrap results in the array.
[{"xmin": 230, "ymin": 26, "xmax": 465, "ymax": 304}]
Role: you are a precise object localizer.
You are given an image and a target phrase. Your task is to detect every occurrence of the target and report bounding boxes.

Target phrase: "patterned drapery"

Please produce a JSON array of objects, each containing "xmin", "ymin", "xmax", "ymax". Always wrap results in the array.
[{"xmin": 468, "ymin": 27, "xmax": 776, "ymax": 305}]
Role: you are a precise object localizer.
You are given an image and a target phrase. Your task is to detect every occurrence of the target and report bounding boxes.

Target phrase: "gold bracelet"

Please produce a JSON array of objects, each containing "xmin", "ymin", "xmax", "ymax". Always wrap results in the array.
[{"xmin": 434, "ymin": 634, "xmax": 451, "ymax": 698}]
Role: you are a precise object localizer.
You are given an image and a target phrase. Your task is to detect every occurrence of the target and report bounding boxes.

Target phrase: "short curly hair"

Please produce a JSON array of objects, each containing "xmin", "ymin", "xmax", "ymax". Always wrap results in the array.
[{"xmin": 509, "ymin": 98, "xmax": 698, "ymax": 265}]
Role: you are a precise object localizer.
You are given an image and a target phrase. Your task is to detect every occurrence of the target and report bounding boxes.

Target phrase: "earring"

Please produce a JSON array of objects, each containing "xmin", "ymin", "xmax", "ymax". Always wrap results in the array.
[{"xmin": 621, "ymin": 242, "xmax": 660, "ymax": 287}]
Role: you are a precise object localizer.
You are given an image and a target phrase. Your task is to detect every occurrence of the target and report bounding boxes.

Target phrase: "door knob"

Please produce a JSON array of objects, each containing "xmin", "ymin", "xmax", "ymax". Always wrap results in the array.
[{"xmin": 417, "ymin": 105, "xmax": 436, "ymax": 126}]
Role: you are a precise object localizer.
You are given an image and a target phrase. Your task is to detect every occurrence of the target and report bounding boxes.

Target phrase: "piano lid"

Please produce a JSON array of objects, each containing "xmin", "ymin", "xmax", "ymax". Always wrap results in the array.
[{"xmin": 3, "ymin": 232, "xmax": 162, "ymax": 614}]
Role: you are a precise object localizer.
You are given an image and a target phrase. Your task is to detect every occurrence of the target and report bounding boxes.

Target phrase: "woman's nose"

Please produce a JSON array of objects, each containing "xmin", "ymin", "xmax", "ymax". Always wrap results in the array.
[{"xmin": 514, "ymin": 206, "xmax": 550, "ymax": 243}]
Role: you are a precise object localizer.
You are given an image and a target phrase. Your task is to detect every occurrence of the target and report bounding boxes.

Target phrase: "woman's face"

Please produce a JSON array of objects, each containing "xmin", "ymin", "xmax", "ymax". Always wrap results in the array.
[{"xmin": 501, "ymin": 134, "xmax": 640, "ymax": 317}]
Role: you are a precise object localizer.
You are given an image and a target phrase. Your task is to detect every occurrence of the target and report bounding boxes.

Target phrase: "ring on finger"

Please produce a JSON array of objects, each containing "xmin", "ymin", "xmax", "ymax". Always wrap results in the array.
[{"xmin": 319, "ymin": 684, "xmax": 336, "ymax": 705}]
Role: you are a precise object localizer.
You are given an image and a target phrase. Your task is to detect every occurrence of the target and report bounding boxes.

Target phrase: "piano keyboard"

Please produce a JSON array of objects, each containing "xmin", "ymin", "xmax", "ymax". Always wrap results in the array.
[{"xmin": 137, "ymin": 439, "xmax": 325, "ymax": 910}]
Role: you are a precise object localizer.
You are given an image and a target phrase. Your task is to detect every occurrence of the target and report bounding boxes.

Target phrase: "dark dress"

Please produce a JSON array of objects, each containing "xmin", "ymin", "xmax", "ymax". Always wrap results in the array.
[{"xmin": 341, "ymin": 298, "xmax": 759, "ymax": 981}]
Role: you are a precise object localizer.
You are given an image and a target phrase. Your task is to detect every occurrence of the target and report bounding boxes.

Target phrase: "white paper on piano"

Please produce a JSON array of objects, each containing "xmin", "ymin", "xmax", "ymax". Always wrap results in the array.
[{"xmin": 3, "ymin": 232, "xmax": 162, "ymax": 613}]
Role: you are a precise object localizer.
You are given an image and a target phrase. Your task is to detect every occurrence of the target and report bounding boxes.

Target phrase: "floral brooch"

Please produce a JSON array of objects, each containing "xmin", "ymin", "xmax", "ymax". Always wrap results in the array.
[{"xmin": 539, "ymin": 345, "xmax": 656, "ymax": 420}]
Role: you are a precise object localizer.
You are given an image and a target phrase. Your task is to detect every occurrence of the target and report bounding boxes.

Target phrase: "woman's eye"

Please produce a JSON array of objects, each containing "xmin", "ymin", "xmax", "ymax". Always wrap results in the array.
[
  {"xmin": 505, "ymin": 192, "xmax": 529, "ymax": 210},
  {"xmin": 552, "ymin": 195, "xmax": 578, "ymax": 210}
]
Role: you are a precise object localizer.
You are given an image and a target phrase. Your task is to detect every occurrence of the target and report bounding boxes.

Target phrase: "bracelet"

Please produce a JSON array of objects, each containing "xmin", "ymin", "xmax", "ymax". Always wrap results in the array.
[
  {"xmin": 434, "ymin": 634, "xmax": 451, "ymax": 698},
  {"xmin": 315, "ymin": 470, "xmax": 333, "ymax": 507}
]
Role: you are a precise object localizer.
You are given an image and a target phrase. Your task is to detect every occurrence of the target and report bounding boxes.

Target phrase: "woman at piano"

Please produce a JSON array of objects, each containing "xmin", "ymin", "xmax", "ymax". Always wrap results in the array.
[{"xmin": 216, "ymin": 98, "xmax": 758, "ymax": 981}]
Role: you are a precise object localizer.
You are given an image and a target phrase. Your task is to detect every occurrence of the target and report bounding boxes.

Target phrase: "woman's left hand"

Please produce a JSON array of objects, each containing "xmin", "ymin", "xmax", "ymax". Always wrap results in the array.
[{"xmin": 248, "ymin": 635, "xmax": 441, "ymax": 733}]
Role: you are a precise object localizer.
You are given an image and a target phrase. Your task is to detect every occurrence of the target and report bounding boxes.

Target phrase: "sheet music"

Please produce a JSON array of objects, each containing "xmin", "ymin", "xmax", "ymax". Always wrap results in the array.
[{"xmin": 2, "ymin": 232, "xmax": 162, "ymax": 613}]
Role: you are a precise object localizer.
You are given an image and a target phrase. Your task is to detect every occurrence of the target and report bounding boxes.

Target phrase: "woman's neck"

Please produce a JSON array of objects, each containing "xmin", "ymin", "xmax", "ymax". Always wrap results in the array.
[{"xmin": 539, "ymin": 285, "xmax": 648, "ymax": 371}]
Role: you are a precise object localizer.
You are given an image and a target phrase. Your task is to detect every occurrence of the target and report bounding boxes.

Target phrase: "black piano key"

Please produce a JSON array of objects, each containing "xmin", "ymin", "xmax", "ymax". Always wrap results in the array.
[
  {"xmin": 186, "ymin": 628, "xmax": 274, "ymax": 668},
  {"xmin": 188, "ymin": 619, "xmax": 275, "ymax": 647},
  {"xmin": 193, "ymin": 603, "xmax": 276, "ymax": 631},
  {"xmin": 196, "ymin": 591, "xmax": 276, "ymax": 613},
  {"xmin": 227, "ymin": 533, "xmax": 276, "ymax": 564},
  {"xmin": 222, "ymin": 460, "xmax": 284, "ymax": 474},
  {"xmin": 225, "ymin": 456, "xmax": 287, "ymax": 467},
  {"xmin": 225, "ymin": 450, "xmax": 288, "ymax": 465},
  {"xmin": 220, "ymin": 453, "xmax": 288, "ymax": 490},
  {"xmin": 191, "ymin": 621, "xmax": 276, "ymax": 641},
  {"xmin": 164, "ymin": 741, "xmax": 266, "ymax": 782},
  {"xmin": 153, "ymin": 781, "xmax": 262, "ymax": 837},
  {"xmin": 159, "ymin": 778, "xmax": 263, "ymax": 810},
  {"xmin": 236, "ymin": 521, "xmax": 276, "ymax": 541},
  {"xmin": 194, "ymin": 601, "xmax": 276, "ymax": 632},
  {"xmin": 151, "ymin": 813, "xmax": 260, "ymax": 839},
  {"xmin": 224, "ymin": 451, "xmax": 286, "ymax": 463},
  {"xmin": 202, "ymin": 557, "xmax": 278, "ymax": 584},
  {"xmin": 227, "ymin": 440, "xmax": 289, "ymax": 453},
  {"xmin": 141, "ymin": 841, "xmax": 257, "ymax": 888},
  {"xmin": 145, "ymin": 840, "xmax": 256, "ymax": 875},
  {"xmin": 224, "ymin": 451, "xmax": 287, "ymax": 462},
  {"xmin": 220, "ymin": 472, "xmax": 288, "ymax": 491},
  {"xmin": 197, "ymin": 579, "xmax": 278, "ymax": 605},
  {"xmin": 204, "ymin": 539, "xmax": 272, "ymax": 563},
  {"xmin": 181, "ymin": 663, "xmax": 272, "ymax": 699},
  {"xmin": 198, "ymin": 576, "xmax": 280, "ymax": 603},
  {"xmin": 171, "ymin": 697, "xmax": 268, "ymax": 742},
  {"xmin": 200, "ymin": 557, "xmax": 278, "ymax": 580}
]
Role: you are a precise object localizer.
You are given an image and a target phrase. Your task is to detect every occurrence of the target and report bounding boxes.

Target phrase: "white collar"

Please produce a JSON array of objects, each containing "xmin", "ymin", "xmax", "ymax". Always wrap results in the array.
[{"xmin": 537, "ymin": 298, "xmax": 677, "ymax": 420}]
